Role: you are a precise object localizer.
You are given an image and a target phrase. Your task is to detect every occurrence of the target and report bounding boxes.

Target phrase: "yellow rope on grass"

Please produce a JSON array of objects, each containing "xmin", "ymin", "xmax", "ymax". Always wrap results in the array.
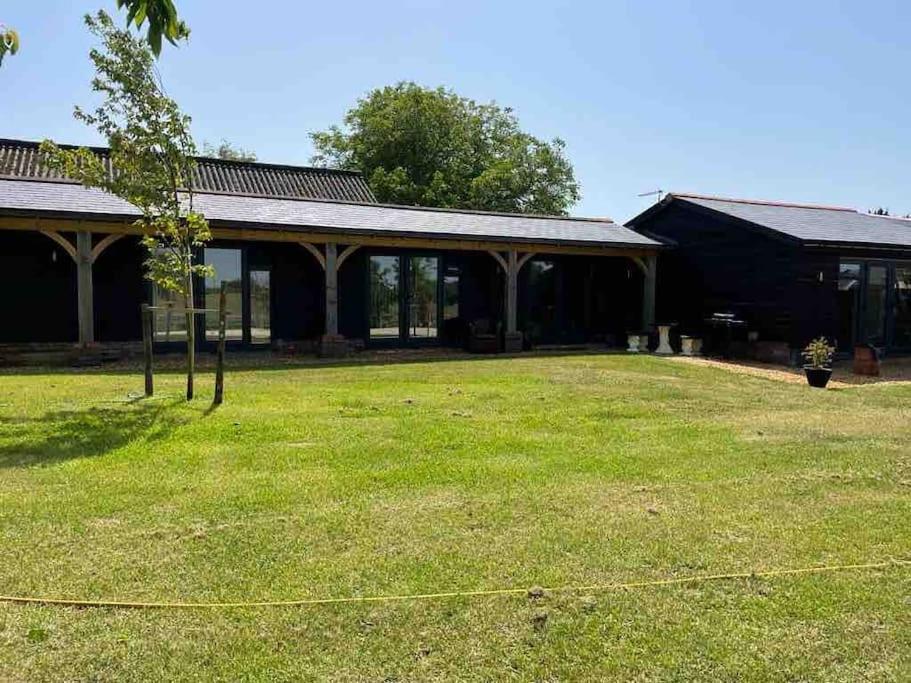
[{"xmin": 1, "ymin": 558, "xmax": 907, "ymax": 611}]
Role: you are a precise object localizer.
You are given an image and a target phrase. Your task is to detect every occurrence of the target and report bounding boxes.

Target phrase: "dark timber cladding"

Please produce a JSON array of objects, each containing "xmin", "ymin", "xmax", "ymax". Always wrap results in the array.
[
  {"xmin": 627, "ymin": 193, "xmax": 911, "ymax": 356},
  {"xmin": 0, "ymin": 137, "xmax": 663, "ymax": 356}
]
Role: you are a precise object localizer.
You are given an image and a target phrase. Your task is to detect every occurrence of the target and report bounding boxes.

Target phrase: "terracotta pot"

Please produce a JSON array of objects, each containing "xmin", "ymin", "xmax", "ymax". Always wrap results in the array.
[{"xmin": 803, "ymin": 366, "xmax": 832, "ymax": 389}]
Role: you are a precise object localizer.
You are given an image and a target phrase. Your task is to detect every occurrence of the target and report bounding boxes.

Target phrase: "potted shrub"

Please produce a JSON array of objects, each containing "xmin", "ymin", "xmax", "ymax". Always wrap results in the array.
[{"xmin": 802, "ymin": 337, "xmax": 835, "ymax": 388}]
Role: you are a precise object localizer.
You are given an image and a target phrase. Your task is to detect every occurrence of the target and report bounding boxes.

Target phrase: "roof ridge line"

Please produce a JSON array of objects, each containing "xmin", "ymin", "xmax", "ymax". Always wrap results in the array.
[
  {"xmin": 0, "ymin": 176, "xmax": 616, "ymax": 225},
  {"xmin": 672, "ymin": 192, "xmax": 857, "ymax": 213},
  {"xmin": 187, "ymin": 188, "xmax": 616, "ymax": 224}
]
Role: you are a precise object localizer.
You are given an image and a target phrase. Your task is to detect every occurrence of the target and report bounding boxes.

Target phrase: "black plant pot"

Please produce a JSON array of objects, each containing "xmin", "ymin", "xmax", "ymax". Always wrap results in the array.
[{"xmin": 803, "ymin": 366, "xmax": 832, "ymax": 389}]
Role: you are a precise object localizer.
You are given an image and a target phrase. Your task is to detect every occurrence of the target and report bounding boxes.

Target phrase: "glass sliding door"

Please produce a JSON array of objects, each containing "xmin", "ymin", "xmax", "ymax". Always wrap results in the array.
[
  {"xmin": 249, "ymin": 269, "xmax": 271, "ymax": 344},
  {"xmin": 836, "ymin": 262, "xmax": 861, "ymax": 351},
  {"xmin": 893, "ymin": 265, "xmax": 911, "ymax": 350},
  {"xmin": 369, "ymin": 255, "xmax": 401, "ymax": 339},
  {"xmin": 368, "ymin": 253, "xmax": 443, "ymax": 345},
  {"xmin": 408, "ymin": 256, "xmax": 439, "ymax": 339},
  {"xmin": 525, "ymin": 259, "xmax": 558, "ymax": 344},
  {"xmin": 204, "ymin": 248, "xmax": 244, "ymax": 342},
  {"xmin": 863, "ymin": 264, "xmax": 888, "ymax": 347}
]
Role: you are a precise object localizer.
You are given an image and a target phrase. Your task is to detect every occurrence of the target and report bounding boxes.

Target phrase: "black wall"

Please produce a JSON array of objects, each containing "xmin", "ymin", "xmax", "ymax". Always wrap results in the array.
[
  {"xmin": 94, "ymin": 236, "xmax": 146, "ymax": 341},
  {"xmin": 638, "ymin": 203, "xmax": 803, "ymax": 344},
  {"xmin": 0, "ymin": 231, "xmax": 77, "ymax": 343}
]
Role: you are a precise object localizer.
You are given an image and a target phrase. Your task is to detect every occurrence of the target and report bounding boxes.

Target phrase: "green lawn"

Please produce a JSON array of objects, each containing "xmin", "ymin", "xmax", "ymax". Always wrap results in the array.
[{"xmin": 0, "ymin": 354, "xmax": 909, "ymax": 681}]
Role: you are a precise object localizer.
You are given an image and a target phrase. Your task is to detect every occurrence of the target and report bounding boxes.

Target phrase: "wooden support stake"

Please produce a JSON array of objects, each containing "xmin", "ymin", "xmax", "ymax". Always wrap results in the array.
[
  {"xmin": 141, "ymin": 304, "xmax": 153, "ymax": 397},
  {"xmin": 213, "ymin": 282, "xmax": 227, "ymax": 406}
]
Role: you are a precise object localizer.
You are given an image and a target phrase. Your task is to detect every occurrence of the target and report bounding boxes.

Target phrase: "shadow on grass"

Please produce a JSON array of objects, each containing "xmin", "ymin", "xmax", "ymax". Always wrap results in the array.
[
  {"xmin": 0, "ymin": 347, "xmax": 626, "ymax": 377},
  {"xmin": 0, "ymin": 397, "xmax": 188, "ymax": 469}
]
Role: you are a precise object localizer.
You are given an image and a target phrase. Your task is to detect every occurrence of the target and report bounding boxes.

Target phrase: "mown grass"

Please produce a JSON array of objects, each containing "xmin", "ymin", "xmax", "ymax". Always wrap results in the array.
[{"xmin": 0, "ymin": 354, "xmax": 908, "ymax": 681}]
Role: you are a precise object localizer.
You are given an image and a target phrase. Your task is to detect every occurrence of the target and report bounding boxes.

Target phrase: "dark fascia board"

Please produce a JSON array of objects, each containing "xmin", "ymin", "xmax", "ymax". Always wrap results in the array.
[
  {"xmin": 0, "ymin": 207, "xmax": 664, "ymax": 252},
  {"xmin": 803, "ymin": 241, "xmax": 911, "ymax": 253},
  {"xmin": 627, "ymin": 195, "xmax": 804, "ymax": 247}
]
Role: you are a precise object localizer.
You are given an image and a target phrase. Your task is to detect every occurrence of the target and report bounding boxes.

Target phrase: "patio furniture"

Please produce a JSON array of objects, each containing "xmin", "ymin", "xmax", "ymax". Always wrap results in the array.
[
  {"xmin": 853, "ymin": 343, "xmax": 880, "ymax": 376},
  {"xmin": 468, "ymin": 318, "xmax": 501, "ymax": 354},
  {"xmin": 703, "ymin": 312, "xmax": 747, "ymax": 359}
]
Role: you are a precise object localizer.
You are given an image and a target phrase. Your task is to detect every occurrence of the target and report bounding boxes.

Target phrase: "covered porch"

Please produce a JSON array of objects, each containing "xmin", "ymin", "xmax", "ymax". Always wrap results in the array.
[{"xmin": 0, "ymin": 178, "xmax": 664, "ymax": 359}]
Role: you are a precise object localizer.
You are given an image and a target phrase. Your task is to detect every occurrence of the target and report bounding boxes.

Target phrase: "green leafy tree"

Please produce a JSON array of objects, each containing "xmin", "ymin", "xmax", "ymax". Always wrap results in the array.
[
  {"xmin": 0, "ymin": 24, "xmax": 19, "ymax": 65},
  {"xmin": 202, "ymin": 139, "xmax": 258, "ymax": 162},
  {"xmin": 116, "ymin": 0, "xmax": 188, "ymax": 56},
  {"xmin": 1, "ymin": 0, "xmax": 186, "ymax": 67},
  {"xmin": 41, "ymin": 10, "xmax": 210, "ymax": 401},
  {"xmin": 311, "ymin": 82, "xmax": 580, "ymax": 215}
]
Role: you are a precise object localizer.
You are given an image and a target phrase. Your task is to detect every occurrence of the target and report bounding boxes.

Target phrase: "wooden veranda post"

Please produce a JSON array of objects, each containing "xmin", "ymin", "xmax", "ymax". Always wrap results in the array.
[
  {"xmin": 213, "ymin": 282, "xmax": 227, "ymax": 405},
  {"xmin": 141, "ymin": 304, "xmax": 153, "ymax": 397},
  {"xmin": 76, "ymin": 231, "xmax": 94, "ymax": 345},
  {"xmin": 324, "ymin": 242, "xmax": 339, "ymax": 337},
  {"xmin": 506, "ymin": 249, "xmax": 518, "ymax": 335},
  {"xmin": 642, "ymin": 254, "xmax": 657, "ymax": 332}
]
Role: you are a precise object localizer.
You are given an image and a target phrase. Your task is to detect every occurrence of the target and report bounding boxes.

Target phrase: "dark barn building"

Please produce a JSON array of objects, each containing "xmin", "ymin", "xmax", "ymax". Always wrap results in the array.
[
  {"xmin": 0, "ymin": 139, "xmax": 662, "ymax": 361},
  {"xmin": 628, "ymin": 193, "xmax": 911, "ymax": 360}
]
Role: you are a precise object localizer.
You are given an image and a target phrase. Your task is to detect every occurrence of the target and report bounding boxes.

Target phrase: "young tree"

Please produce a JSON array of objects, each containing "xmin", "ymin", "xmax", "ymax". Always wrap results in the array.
[
  {"xmin": 311, "ymin": 82, "xmax": 581, "ymax": 215},
  {"xmin": 41, "ymin": 10, "xmax": 210, "ymax": 401}
]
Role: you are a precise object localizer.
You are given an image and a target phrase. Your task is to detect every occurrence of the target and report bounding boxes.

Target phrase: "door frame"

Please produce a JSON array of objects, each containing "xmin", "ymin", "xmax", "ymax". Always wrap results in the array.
[
  {"xmin": 149, "ymin": 243, "xmax": 275, "ymax": 352},
  {"xmin": 365, "ymin": 249, "xmax": 444, "ymax": 348},
  {"xmin": 839, "ymin": 256, "xmax": 911, "ymax": 354}
]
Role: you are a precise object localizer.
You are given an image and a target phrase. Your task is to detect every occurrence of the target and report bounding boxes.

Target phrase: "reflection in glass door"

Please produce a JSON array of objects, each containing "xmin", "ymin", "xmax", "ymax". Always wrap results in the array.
[
  {"xmin": 205, "ymin": 248, "xmax": 243, "ymax": 341},
  {"xmin": 863, "ymin": 264, "xmax": 888, "ymax": 347},
  {"xmin": 369, "ymin": 255, "xmax": 401, "ymax": 339},
  {"xmin": 408, "ymin": 256, "xmax": 439, "ymax": 339},
  {"xmin": 249, "ymin": 269, "xmax": 271, "ymax": 344},
  {"xmin": 894, "ymin": 266, "xmax": 911, "ymax": 349},
  {"xmin": 836, "ymin": 262, "xmax": 861, "ymax": 351}
]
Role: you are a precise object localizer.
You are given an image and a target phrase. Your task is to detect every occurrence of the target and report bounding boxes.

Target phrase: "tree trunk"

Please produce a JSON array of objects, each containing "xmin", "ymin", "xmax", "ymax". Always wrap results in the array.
[{"xmin": 185, "ymin": 271, "xmax": 195, "ymax": 401}]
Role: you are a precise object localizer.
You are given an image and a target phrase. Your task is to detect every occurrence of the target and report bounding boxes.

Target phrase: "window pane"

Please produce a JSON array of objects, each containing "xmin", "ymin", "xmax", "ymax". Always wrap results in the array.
[
  {"xmin": 836, "ymin": 261, "xmax": 861, "ymax": 351},
  {"xmin": 249, "ymin": 269, "xmax": 271, "ymax": 344},
  {"xmin": 863, "ymin": 264, "xmax": 888, "ymax": 346},
  {"xmin": 205, "ymin": 249, "xmax": 243, "ymax": 341},
  {"xmin": 370, "ymin": 255, "xmax": 400, "ymax": 338},
  {"xmin": 443, "ymin": 265, "xmax": 460, "ymax": 322},
  {"xmin": 894, "ymin": 265, "xmax": 911, "ymax": 349},
  {"xmin": 152, "ymin": 285, "xmax": 187, "ymax": 342},
  {"xmin": 526, "ymin": 260, "xmax": 557, "ymax": 343},
  {"xmin": 409, "ymin": 256, "xmax": 439, "ymax": 339}
]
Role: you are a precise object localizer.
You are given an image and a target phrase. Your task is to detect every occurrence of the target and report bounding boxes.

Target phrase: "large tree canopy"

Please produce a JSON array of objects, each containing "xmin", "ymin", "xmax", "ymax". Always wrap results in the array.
[{"xmin": 311, "ymin": 83, "xmax": 580, "ymax": 215}]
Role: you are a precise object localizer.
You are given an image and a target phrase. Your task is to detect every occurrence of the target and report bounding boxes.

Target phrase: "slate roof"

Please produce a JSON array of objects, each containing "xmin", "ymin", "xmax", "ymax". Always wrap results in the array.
[
  {"xmin": 631, "ymin": 192, "xmax": 911, "ymax": 249},
  {"xmin": 0, "ymin": 138, "xmax": 376, "ymax": 203},
  {"xmin": 0, "ymin": 179, "xmax": 661, "ymax": 249}
]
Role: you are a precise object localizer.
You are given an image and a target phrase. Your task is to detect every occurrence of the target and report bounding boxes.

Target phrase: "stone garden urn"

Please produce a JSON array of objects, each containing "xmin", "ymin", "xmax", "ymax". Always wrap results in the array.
[
  {"xmin": 627, "ymin": 334, "xmax": 640, "ymax": 353},
  {"xmin": 656, "ymin": 324, "xmax": 675, "ymax": 355},
  {"xmin": 680, "ymin": 336, "xmax": 695, "ymax": 356}
]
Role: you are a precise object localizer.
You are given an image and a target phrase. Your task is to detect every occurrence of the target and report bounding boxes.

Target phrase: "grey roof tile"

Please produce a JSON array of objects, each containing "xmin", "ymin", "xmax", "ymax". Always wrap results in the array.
[
  {"xmin": 0, "ymin": 179, "xmax": 660, "ymax": 249},
  {"xmin": 0, "ymin": 138, "xmax": 376, "ymax": 203},
  {"xmin": 676, "ymin": 194, "xmax": 911, "ymax": 248}
]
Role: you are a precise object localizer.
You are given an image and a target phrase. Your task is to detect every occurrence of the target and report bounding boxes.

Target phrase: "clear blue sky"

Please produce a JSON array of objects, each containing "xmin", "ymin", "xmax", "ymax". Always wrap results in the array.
[{"xmin": 3, "ymin": 0, "xmax": 909, "ymax": 221}]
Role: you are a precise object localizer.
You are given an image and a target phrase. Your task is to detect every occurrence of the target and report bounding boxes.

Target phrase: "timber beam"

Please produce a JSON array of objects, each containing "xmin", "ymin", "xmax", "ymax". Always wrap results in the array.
[{"xmin": 0, "ymin": 216, "xmax": 659, "ymax": 260}]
